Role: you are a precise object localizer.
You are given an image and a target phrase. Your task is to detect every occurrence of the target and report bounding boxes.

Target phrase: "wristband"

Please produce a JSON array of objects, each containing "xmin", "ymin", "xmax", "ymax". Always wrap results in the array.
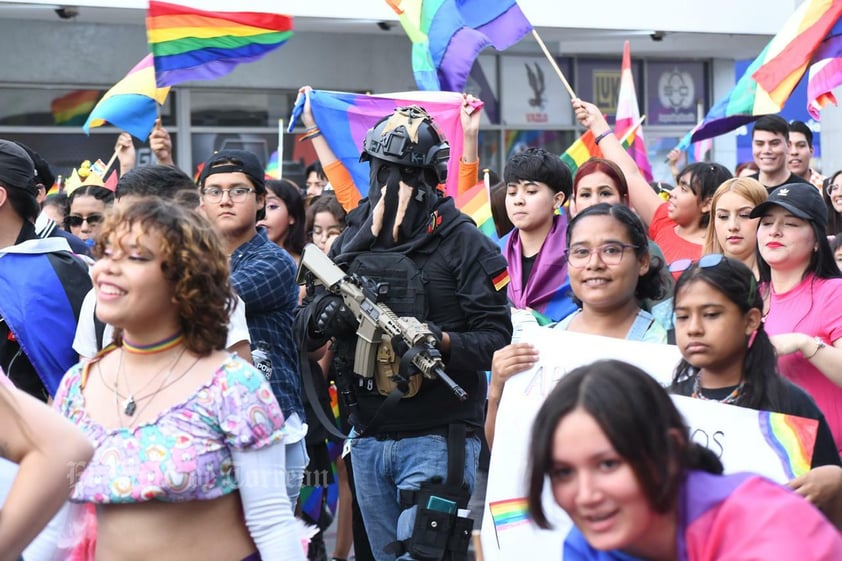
[
  {"xmin": 594, "ymin": 130, "xmax": 613, "ymax": 145},
  {"xmin": 299, "ymin": 127, "xmax": 322, "ymax": 142},
  {"xmin": 804, "ymin": 336, "xmax": 826, "ymax": 360}
]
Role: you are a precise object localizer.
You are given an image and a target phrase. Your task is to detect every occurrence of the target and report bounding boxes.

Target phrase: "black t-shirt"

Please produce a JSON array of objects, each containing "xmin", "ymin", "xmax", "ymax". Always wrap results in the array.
[
  {"xmin": 748, "ymin": 171, "xmax": 805, "ymax": 193},
  {"xmin": 671, "ymin": 376, "xmax": 841, "ymax": 469},
  {"xmin": 521, "ymin": 253, "xmax": 537, "ymax": 289}
]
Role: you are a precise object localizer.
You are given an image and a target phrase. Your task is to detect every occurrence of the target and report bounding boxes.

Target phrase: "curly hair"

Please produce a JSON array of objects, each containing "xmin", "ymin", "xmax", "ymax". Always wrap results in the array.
[{"xmin": 94, "ymin": 198, "xmax": 232, "ymax": 355}]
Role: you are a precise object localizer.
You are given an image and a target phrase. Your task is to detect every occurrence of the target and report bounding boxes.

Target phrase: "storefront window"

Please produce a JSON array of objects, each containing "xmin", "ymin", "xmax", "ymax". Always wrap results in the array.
[{"xmin": 190, "ymin": 90, "xmax": 292, "ymax": 127}]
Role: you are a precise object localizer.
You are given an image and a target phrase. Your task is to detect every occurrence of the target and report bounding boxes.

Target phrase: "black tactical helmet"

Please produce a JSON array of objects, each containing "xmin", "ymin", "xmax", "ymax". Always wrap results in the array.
[{"xmin": 360, "ymin": 105, "xmax": 450, "ymax": 184}]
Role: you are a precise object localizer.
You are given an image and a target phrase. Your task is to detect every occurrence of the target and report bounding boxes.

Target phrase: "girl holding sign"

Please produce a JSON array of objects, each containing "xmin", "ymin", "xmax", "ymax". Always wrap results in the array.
[
  {"xmin": 527, "ymin": 360, "xmax": 842, "ymax": 561},
  {"xmin": 669, "ymin": 255, "xmax": 842, "ymax": 525},
  {"xmin": 487, "ymin": 204, "xmax": 668, "ymax": 447}
]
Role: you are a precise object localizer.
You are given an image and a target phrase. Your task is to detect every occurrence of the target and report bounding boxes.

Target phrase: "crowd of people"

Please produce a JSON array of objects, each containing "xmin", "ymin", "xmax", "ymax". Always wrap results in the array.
[{"xmin": 2, "ymin": 83, "xmax": 842, "ymax": 561}]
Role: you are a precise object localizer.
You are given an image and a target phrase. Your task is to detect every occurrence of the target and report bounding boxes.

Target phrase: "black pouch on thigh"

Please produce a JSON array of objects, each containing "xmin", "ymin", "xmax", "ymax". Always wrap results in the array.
[{"xmin": 403, "ymin": 481, "xmax": 473, "ymax": 561}]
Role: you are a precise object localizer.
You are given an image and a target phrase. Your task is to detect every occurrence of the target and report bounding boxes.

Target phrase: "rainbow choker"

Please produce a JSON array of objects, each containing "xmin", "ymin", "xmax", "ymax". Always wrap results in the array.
[{"xmin": 123, "ymin": 332, "xmax": 185, "ymax": 355}]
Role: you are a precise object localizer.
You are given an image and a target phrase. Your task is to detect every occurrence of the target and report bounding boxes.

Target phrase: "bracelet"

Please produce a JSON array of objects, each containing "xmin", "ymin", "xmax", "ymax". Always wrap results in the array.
[
  {"xmin": 594, "ymin": 130, "xmax": 613, "ymax": 145},
  {"xmin": 299, "ymin": 128, "xmax": 322, "ymax": 142},
  {"xmin": 804, "ymin": 336, "xmax": 826, "ymax": 360}
]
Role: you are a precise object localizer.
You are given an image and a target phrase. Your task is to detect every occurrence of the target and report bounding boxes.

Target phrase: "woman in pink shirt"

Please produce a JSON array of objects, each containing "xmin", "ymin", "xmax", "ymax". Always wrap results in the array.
[{"xmin": 752, "ymin": 183, "xmax": 842, "ymax": 455}]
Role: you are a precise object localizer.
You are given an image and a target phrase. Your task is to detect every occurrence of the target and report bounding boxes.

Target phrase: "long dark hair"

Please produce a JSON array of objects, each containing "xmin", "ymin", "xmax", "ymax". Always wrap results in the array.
[
  {"xmin": 528, "ymin": 360, "xmax": 722, "ymax": 529},
  {"xmin": 675, "ymin": 163, "xmax": 733, "ymax": 228},
  {"xmin": 566, "ymin": 203, "xmax": 668, "ymax": 303},
  {"xmin": 757, "ymin": 220, "xmax": 842, "ymax": 284},
  {"xmin": 265, "ymin": 179, "xmax": 307, "ymax": 256},
  {"xmin": 823, "ymin": 170, "xmax": 842, "ymax": 237},
  {"xmin": 670, "ymin": 256, "xmax": 785, "ymax": 410}
]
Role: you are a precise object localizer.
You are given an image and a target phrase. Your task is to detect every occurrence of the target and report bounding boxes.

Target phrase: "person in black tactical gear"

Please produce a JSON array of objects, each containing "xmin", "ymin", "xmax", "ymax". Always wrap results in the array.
[{"xmin": 297, "ymin": 105, "xmax": 511, "ymax": 561}]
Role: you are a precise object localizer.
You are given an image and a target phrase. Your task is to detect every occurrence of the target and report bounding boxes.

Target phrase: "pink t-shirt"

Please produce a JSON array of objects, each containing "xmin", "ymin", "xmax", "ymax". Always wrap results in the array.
[
  {"xmin": 763, "ymin": 274, "xmax": 842, "ymax": 452},
  {"xmin": 648, "ymin": 202, "xmax": 702, "ymax": 268}
]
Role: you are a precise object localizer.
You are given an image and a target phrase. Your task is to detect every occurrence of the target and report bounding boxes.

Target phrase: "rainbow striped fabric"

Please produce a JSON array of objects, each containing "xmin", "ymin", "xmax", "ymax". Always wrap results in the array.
[
  {"xmin": 265, "ymin": 150, "xmax": 280, "ymax": 179},
  {"xmin": 386, "ymin": 0, "xmax": 532, "ymax": 91},
  {"xmin": 51, "ymin": 90, "xmax": 101, "ymax": 126},
  {"xmin": 559, "ymin": 125, "xmax": 639, "ymax": 176},
  {"xmin": 758, "ymin": 410, "xmax": 817, "ymax": 480},
  {"xmin": 82, "ymin": 55, "xmax": 170, "ymax": 141},
  {"xmin": 616, "ymin": 41, "xmax": 652, "ymax": 181},
  {"xmin": 677, "ymin": 0, "xmax": 842, "ymax": 148},
  {"xmin": 488, "ymin": 498, "xmax": 530, "ymax": 533},
  {"xmin": 147, "ymin": 1, "xmax": 293, "ymax": 87},
  {"xmin": 807, "ymin": 18, "xmax": 842, "ymax": 117}
]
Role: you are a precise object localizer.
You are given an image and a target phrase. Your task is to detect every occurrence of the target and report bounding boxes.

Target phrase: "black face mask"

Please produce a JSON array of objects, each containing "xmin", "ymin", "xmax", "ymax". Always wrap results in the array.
[{"xmin": 368, "ymin": 159, "xmax": 434, "ymax": 248}]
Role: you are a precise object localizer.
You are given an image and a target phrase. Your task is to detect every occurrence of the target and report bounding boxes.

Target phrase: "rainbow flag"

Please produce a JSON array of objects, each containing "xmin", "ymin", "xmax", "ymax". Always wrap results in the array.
[
  {"xmin": 758, "ymin": 410, "xmax": 818, "ymax": 480},
  {"xmin": 455, "ymin": 181, "xmax": 495, "ymax": 239},
  {"xmin": 82, "ymin": 55, "xmax": 171, "ymax": 141},
  {"xmin": 386, "ymin": 0, "xmax": 532, "ymax": 92},
  {"xmin": 488, "ymin": 498, "xmax": 530, "ymax": 533},
  {"xmin": 287, "ymin": 89, "xmax": 481, "ymax": 199},
  {"xmin": 559, "ymin": 125, "xmax": 639, "ymax": 176},
  {"xmin": 616, "ymin": 41, "xmax": 652, "ymax": 181},
  {"xmin": 147, "ymin": 1, "xmax": 294, "ymax": 87},
  {"xmin": 265, "ymin": 150, "xmax": 280, "ymax": 179},
  {"xmin": 807, "ymin": 18, "xmax": 842, "ymax": 117},
  {"xmin": 676, "ymin": 0, "xmax": 842, "ymax": 147},
  {"xmin": 51, "ymin": 90, "xmax": 101, "ymax": 126}
]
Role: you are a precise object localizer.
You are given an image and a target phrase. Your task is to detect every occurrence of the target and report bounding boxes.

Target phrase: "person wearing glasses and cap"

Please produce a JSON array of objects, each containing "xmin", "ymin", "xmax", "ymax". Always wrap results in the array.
[
  {"xmin": 0, "ymin": 139, "xmax": 92, "ymax": 402},
  {"xmin": 198, "ymin": 149, "xmax": 308, "ymax": 508}
]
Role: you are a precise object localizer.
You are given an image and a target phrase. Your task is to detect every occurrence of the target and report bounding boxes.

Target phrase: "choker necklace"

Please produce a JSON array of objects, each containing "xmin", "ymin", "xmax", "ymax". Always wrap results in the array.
[
  {"xmin": 691, "ymin": 374, "xmax": 744, "ymax": 405},
  {"xmin": 123, "ymin": 332, "xmax": 185, "ymax": 355}
]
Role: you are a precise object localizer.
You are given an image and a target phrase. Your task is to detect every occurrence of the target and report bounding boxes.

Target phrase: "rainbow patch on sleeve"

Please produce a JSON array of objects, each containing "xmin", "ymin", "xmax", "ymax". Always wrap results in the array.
[{"xmin": 758, "ymin": 410, "xmax": 817, "ymax": 479}]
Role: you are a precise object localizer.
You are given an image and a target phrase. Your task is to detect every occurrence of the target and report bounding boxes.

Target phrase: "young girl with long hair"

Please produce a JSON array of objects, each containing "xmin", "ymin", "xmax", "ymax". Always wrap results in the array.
[
  {"xmin": 527, "ymin": 359, "xmax": 842, "ymax": 561},
  {"xmin": 669, "ymin": 255, "xmax": 842, "ymax": 525},
  {"xmin": 258, "ymin": 178, "xmax": 307, "ymax": 264}
]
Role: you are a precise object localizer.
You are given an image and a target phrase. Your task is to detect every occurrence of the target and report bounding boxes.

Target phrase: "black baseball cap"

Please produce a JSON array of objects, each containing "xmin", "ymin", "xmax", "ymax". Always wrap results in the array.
[
  {"xmin": 14, "ymin": 141, "xmax": 55, "ymax": 190},
  {"xmin": 0, "ymin": 139, "xmax": 36, "ymax": 192},
  {"xmin": 749, "ymin": 182, "xmax": 828, "ymax": 230},
  {"xmin": 198, "ymin": 149, "xmax": 265, "ymax": 195}
]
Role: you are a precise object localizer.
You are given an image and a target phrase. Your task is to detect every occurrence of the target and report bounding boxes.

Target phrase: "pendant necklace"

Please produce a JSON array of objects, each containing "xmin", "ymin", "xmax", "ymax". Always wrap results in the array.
[{"xmin": 117, "ymin": 344, "xmax": 186, "ymax": 416}]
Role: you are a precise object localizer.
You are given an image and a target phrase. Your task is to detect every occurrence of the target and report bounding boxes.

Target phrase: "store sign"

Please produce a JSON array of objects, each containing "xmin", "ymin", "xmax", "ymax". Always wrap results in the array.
[
  {"xmin": 576, "ymin": 58, "xmax": 643, "ymax": 125},
  {"xmin": 500, "ymin": 55, "xmax": 574, "ymax": 127},
  {"xmin": 647, "ymin": 61, "xmax": 708, "ymax": 126}
]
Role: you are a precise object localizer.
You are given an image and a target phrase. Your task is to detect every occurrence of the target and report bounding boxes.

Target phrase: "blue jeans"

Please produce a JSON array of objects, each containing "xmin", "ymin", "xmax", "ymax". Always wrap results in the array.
[
  {"xmin": 350, "ymin": 432, "xmax": 480, "ymax": 561},
  {"xmin": 285, "ymin": 438, "xmax": 309, "ymax": 510}
]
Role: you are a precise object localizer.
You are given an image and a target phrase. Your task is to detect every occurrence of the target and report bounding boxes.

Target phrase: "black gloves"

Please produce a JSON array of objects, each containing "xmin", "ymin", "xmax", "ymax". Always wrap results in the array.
[{"xmin": 312, "ymin": 295, "xmax": 358, "ymax": 338}]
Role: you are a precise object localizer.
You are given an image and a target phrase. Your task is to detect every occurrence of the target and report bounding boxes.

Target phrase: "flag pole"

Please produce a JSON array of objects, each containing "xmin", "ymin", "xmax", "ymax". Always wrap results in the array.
[
  {"xmin": 619, "ymin": 114, "xmax": 646, "ymax": 144},
  {"xmin": 531, "ymin": 29, "xmax": 576, "ymax": 100},
  {"xmin": 278, "ymin": 118, "xmax": 284, "ymax": 179},
  {"xmin": 104, "ymin": 149, "xmax": 119, "ymax": 175}
]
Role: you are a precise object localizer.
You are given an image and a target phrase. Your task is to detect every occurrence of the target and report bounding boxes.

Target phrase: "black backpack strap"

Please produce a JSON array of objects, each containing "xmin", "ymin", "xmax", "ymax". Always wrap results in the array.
[{"xmin": 93, "ymin": 302, "xmax": 107, "ymax": 352}]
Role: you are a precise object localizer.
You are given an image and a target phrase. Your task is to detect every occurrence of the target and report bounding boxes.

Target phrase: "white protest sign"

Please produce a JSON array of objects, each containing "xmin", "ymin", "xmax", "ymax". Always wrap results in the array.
[{"xmin": 481, "ymin": 326, "xmax": 817, "ymax": 561}]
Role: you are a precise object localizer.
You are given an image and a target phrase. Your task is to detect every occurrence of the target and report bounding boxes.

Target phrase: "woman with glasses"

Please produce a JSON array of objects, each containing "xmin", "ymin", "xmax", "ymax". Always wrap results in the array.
[
  {"xmin": 823, "ymin": 171, "xmax": 842, "ymax": 240},
  {"xmin": 65, "ymin": 183, "xmax": 114, "ymax": 246},
  {"xmin": 486, "ymin": 203, "xmax": 668, "ymax": 447},
  {"xmin": 751, "ymin": 183, "xmax": 842, "ymax": 455}
]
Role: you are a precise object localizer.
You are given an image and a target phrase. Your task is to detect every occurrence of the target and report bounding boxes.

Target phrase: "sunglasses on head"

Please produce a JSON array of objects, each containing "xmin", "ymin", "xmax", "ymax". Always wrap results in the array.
[
  {"xmin": 670, "ymin": 253, "xmax": 757, "ymax": 305},
  {"xmin": 65, "ymin": 213, "xmax": 104, "ymax": 228}
]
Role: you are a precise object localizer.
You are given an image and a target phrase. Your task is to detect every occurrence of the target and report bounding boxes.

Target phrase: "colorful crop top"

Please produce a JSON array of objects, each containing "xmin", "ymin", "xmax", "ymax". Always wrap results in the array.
[{"xmin": 54, "ymin": 354, "xmax": 285, "ymax": 504}]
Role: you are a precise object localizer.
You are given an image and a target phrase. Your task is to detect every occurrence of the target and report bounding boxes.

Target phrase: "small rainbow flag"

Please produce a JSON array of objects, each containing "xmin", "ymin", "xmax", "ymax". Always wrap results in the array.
[
  {"xmin": 758, "ymin": 410, "xmax": 818, "ymax": 480},
  {"xmin": 489, "ymin": 497, "xmax": 530, "ymax": 532},
  {"xmin": 455, "ymin": 181, "xmax": 495, "ymax": 238},
  {"xmin": 559, "ymin": 123, "xmax": 641, "ymax": 175},
  {"xmin": 265, "ymin": 150, "xmax": 280, "ymax": 179},
  {"xmin": 82, "ymin": 55, "xmax": 171, "ymax": 141},
  {"xmin": 51, "ymin": 90, "xmax": 101, "ymax": 126},
  {"xmin": 147, "ymin": 1, "xmax": 294, "ymax": 87}
]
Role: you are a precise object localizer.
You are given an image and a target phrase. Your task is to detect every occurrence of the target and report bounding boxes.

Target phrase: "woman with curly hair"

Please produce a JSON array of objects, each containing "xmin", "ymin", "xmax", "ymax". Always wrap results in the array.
[{"xmin": 53, "ymin": 199, "xmax": 305, "ymax": 561}]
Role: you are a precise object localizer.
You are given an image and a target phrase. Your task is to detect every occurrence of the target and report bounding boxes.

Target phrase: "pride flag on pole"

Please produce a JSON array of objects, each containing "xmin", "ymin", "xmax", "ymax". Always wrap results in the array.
[
  {"xmin": 82, "ymin": 55, "xmax": 170, "ymax": 141},
  {"xmin": 147, "ymin": 1, "xmax": 294, "ymax": 87},
  {"xmin": 386, "ymin": 0, "xmax": 532, "ymax": 92},
  {"xmin": 616, "ymin": 41, "xmax": 652, "ymax": 181},
  {"xmin": 676, "ymin": 0, "xmax": 842, "ymax": 147}
]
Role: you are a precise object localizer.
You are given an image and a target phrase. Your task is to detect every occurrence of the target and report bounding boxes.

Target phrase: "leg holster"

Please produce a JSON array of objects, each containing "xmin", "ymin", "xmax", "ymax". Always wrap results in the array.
[{"xmin": 386, "ymin": 424, "xmax": 475, "ymax": 561}]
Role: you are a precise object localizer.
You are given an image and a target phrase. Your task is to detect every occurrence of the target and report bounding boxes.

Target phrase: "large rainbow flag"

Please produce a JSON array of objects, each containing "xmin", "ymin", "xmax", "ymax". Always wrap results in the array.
[
  {"xmin": 51, "ymin": 90, "xmax": 101, "ymax": 126},
  {"xmin": 676, "ymin": 0, "xmax": 842, "ymax": 148},
  {"xmin": 287, "ymin": 89, "xmax": 481, "ymax": 199},
  {"xmin": 147, "ymin": 1, "xmax": 294, "ymax": 87},
  {"xmin": 386, "ymin": 0, "xmax": 532, "ymax": 92},
  {"xmin": 82, "ymin": 55, "xmax": 170, "ymax": 141}
]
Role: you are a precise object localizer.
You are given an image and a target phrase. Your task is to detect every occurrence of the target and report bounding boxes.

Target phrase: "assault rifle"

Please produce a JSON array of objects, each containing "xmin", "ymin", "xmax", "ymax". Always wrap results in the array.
[{"xmin": 297, "ymin": 244, "xmax": 467, "ymax": 401}]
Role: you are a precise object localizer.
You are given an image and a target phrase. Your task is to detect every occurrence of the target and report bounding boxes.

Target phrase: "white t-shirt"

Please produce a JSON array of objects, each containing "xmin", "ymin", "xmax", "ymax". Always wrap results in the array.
[{"xmin": 73, "ymin": 289, "xmax": 251, "ymax": 359}]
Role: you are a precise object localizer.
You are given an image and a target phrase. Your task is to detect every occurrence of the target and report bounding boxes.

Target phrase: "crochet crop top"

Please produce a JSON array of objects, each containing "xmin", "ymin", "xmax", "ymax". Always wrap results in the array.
[{"xmin": 54, "ymin": 354, "xmax": 285, "ymax": 504}]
